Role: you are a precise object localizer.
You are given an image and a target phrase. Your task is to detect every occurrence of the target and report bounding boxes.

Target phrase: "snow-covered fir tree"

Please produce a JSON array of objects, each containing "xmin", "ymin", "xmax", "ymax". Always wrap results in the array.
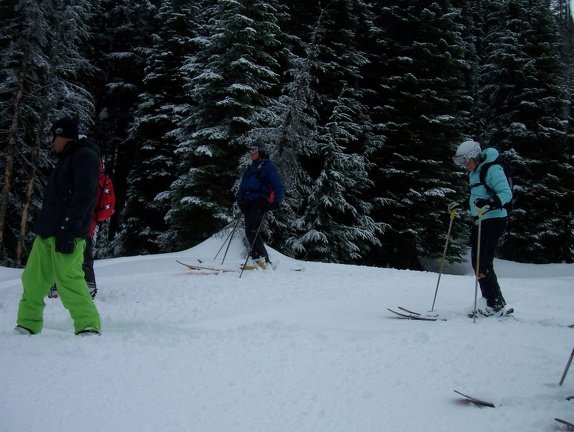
[
  {"xmin": 118, "ymin": 0, "xmax": 199, "ymax": 255},
  {"xmin": 86, "ymin": 0, "xmax": 160, "ymax": 257},
  {"xmin": 479, "ymin": 0, "xmax": 574, "ymax": 263},
  {"xmin": 0, "ymin": 0, "xmax": 96, "ymax": 266},
  {"xmin": 254, "ymin": 2, "xmax": 331, "ymax": 256},
  {"xmin": 271, "ymin": 0, "xmax": 386, "ymax": 263},
  {"xmin": 365, "ymin": 0, "xmax": 471, "ymax": 269},
  {"xmin": 165, "ymin": 0, "xmax": 283, "ymax": 250},
  {"xmin": 296, "ymin": 87, "xmax": 386, "ymax": 263},
  {"xmin": 1, "ymin": 0, "xmax": 573, "ymax": 267}
]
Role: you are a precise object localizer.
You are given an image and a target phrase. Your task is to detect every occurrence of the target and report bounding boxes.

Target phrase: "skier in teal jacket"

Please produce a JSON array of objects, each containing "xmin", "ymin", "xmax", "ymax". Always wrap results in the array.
[
  {"xmin": 449, "ymin": 140, "xmax": 513, "ymax": 317},
  {"xmin": 466, "ymin": 148, "xmax": 512, "ymax": 223}
]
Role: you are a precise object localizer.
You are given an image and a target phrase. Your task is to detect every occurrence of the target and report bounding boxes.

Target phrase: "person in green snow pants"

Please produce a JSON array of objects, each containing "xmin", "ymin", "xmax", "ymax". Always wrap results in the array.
[
  {"xmin": 18, "ymin": 236, "xmax": 100, "ymax": 334},
  {"xmin": 14, "ymin": 117, "xmax": 101, "ymax": 336}
]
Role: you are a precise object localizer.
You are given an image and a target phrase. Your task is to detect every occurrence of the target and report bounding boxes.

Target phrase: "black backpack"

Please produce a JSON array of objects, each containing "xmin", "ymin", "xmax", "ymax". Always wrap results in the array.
[{"xmin": 474, "ymin": 155, "xmax": 515, "ymax": 213}]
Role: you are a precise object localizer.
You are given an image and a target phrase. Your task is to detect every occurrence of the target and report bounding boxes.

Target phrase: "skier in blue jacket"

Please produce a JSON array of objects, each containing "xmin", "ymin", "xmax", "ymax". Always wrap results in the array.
[
  {"xmin": 236, "ymin": 140, "xmax": 284, "ymax": 269},
  {"xmin": 449, "ymin": 140, "xmax": 513, "ymax": 317}
]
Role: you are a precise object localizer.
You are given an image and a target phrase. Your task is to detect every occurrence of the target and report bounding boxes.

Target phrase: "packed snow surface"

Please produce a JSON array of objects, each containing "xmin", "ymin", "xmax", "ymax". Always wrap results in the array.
[{"xmin": 1, "ymin": 233, "xmax": 573, "ymax": 432}]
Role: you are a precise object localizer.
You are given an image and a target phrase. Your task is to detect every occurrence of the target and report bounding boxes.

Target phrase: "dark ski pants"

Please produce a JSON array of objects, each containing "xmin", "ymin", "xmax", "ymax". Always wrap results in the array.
[
  {"xmin": 82, "ymin": 236, "xmax": 97, "ymax": 293},
  {"xmin": 470, "ymin": 217, "xmax": 507, "ymax": 309},
  {"xmin": 242, "ymin": 199, "xmax": 268, "ymax": 261}
]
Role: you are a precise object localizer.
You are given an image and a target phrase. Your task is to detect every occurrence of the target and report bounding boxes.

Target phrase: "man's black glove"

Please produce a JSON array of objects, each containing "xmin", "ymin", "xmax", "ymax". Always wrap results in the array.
[
  {"xmin": 266, "ymin": 202, "xmax": 280, "ymax": 211},
  {"xmin": 55, "ymin": 229, "xmax": 76, "ymax": 254},
  {"xmin": 473, "ymin": 196, "xmax": 502, "ymax": 210}
]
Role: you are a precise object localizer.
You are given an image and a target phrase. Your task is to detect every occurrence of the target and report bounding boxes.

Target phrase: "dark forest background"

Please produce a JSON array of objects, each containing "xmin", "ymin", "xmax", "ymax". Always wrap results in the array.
[{"xmin": 1, "ymin": 0, "xmax": 573, "ymax": 269}]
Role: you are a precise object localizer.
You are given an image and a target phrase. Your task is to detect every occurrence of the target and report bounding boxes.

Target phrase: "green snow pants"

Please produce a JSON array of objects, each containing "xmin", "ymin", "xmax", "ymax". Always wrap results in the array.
[{"xmin": 17, "ymin": 236, "xmax": 101, "ymax": 334}]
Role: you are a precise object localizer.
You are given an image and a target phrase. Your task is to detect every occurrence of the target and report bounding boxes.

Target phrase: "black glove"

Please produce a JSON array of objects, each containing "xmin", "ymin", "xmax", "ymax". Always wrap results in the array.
[
  {"xmin": 55, "ymin": 229, "xmax": 76, "ymax": 254},
  {"xmin": 473, "ymin": 196, "xmax": 502, "ymax": 210},
  {"xmin": 266, "ymin": 202, "xmax": 280, "ymax": 211}
]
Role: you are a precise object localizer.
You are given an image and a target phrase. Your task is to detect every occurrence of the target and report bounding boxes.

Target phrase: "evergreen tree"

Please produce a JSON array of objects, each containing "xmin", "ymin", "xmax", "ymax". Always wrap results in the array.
[
  {"xmin": 1, "ymin": 0, "xmax": 573, "ymax": 266},
  {"xmin": 260, "ymin": 3, "xmax": 323, "ymax": 257},
  {"xmin": 166, "ymin": 0, "xmax": 283, "ymax": 250},
  {"xmin": 118, "ymin": 0, "xmax": 200, "ymax": 255},
  {"xmin": 459, "ymin": 0, "xmax": 485, "ymax": 138},
  {"xmin": 86, "ymin": 0, "xmax": 160, "ymax": 257},
  {"xmin": 479, "ymin": 0, "xmax": 573, "ymax": 263},
  {"xmin": 366, "ymin": 0, "xmax": 471, "ymax": 269},
  {"xmin": 276, "ymin": 0, "xmax": 385, "ymax": 262},
  {"xmin": 553, "ymin": 0, "xmax": 574, "ymax": 261},
  {"xmin": 297, "ymin": 87, "xmax": 386, "ymax": 262},
  {"xmin": 0, "ymin": 0, "xmax": 96, "ymax": 266},
  {"xmin": 0, "ymin": 0, "xmax": 50, "ymax": 266}
]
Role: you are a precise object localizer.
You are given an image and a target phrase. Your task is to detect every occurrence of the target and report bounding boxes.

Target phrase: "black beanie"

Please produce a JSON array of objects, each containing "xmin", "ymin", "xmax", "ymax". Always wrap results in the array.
[{"xmin": 50, "ymin": 117, "xmax": 82, "ymax": 140}]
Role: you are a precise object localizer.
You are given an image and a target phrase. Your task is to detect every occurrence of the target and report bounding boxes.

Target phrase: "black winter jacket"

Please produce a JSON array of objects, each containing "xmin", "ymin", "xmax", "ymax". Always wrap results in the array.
[{"xmin": 35, "ymin": 137, "xmax": 100, "ymax": 238}]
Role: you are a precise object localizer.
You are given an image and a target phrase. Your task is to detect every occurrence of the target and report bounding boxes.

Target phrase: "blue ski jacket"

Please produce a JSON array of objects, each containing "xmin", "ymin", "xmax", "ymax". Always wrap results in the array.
[
  {"xmin": 468, "ymin": 148, "xmax": 512, "ymax": 224},
  {"xmin": 236, "ymin": 159, "xmax": 284, "ymax": 205}
]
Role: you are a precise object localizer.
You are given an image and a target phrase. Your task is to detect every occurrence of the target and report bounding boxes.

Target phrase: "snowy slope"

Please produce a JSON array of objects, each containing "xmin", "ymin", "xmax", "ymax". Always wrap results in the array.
[{"xmin": 1, "ymin": 233, "xmax": 573, "ymax": 432}]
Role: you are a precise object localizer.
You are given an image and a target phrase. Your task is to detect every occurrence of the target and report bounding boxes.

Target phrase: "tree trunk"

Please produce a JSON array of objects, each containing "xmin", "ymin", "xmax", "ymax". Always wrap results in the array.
[
  {"xmin": 0, "ymin": 1, "xmax": 39, "ymax": 266},
  {"xmin": 15, "ymin": 116, "xmax": 46, "ymax": 267},
  {"xmin": 0, "ymin": 54, "xmax": 29, "ymax": 262}
]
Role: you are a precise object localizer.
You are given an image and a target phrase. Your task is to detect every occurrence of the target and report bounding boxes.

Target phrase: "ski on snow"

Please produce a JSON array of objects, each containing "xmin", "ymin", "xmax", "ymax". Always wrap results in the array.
[
  {"xmin": 177, "ymin": 260, "xmax": 306, "ymax": 274},
  {"xmin": 387, "ymin": 307, "xmax": 441, "ymax": 321},
  {"xmin": 468, "ymin": 307, "xmax": 515, "ymax": 319},
  {"xmin": 555, "ymin": 418, "xmax": 574, "ymax": 429},
  {"xmin": 177, "ymin": 260, "xmax": 240, "ymax": 273},
  {"xmin": 398, "ymin": 306, "xmax": 440, "ymax": 318},
  {"xmin": 454, "ymin": 392, "xmax": 573, "ymax": 425},
  {"xmin": 453, "ymin": 390, "xmax": 495, "ymax": 408}
]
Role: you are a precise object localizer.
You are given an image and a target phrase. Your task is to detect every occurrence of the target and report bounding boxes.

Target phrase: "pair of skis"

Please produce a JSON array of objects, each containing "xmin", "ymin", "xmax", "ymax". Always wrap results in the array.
[
  {"xmin": 177, "ymin": 260, "xmax": 306, "ymax": 274},
  {"xmin": 387, "ymin": 306, "xmax": 442, "ymax": 321},
  {"xmin": 388, "ymin": 306, "xmax": 515, "ymax": 321},
  {"xmin": 177, "ymin": 260, "xmax": 240, "ymax": 274}
]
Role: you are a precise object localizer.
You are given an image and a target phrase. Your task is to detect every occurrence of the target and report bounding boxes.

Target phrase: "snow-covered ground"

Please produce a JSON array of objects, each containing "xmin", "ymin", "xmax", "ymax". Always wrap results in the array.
[{"xmin": 1, "ymin": 232, "xmax": 573, "ymax": 432}]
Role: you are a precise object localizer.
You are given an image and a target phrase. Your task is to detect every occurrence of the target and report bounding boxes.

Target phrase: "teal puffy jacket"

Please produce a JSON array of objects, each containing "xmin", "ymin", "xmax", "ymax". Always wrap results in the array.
[{"xmin": 468, "ymin": 148, "xmax": 512, "ymax": 224}]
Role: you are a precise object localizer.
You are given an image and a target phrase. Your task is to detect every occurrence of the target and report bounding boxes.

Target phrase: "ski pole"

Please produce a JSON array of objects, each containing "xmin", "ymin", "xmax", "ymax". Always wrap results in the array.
[
  {"xmin": 214, "ymin": 214, "xmax": 243, "ymax": 264},
  {"xmin": 431, "ymin": 208, "xmax": 457, "ymax": 312},
  {"xmin": 559, "ymin": 345, "xmax": 574, "ymax": 385},
  {"xmin": 472, "ymin": 209, "xmax": 483, "ymax": 324},
  {"xmin": 239, "ymin": 211, "xmax": 267, "ymax": 279},
  {"xmin": 213, "ymin": 214, "xmax": 241, "ymax": 260}
]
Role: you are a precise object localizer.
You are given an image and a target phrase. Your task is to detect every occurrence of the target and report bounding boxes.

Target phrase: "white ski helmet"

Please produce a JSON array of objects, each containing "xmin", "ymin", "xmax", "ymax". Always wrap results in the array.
[{"xmin": 453, "ymin": 140, "xmax": 481, "ymax": 166}]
